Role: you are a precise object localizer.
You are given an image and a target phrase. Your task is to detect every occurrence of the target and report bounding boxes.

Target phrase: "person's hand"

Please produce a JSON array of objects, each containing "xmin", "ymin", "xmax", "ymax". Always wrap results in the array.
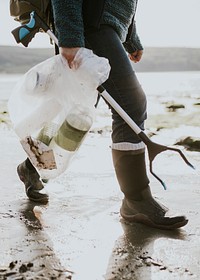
[
  {"xmin": 129, "ymin": 50, "xmax": 143, "ymax": 63},
  {"xmin": 60, "ymin": 47, "xmax": 80, "ymax": 68}
]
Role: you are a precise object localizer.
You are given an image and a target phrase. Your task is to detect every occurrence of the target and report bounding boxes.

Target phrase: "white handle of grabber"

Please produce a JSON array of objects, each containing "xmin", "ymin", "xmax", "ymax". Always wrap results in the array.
[
  {"xmin": 100, "ymin": 89, "xmax": 142, "ymax": 135},
  {"xmin": 47, "ymin": 30, "xmax": 59, "ymax": 46},
  {"xmin": 47, "ymin": 30, "xmax": 142, "ymax": 135}
]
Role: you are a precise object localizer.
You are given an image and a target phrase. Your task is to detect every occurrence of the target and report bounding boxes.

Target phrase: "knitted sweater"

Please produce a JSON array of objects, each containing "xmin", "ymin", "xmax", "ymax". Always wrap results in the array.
[{"xmin": 51, "ymin": 0, "xmax": 143, "ymax": 53}]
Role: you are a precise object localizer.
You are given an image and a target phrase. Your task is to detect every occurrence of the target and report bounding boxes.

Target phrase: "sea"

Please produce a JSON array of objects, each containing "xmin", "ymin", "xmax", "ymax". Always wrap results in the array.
[
  {"xmin": 1, "ymin": 71, "xmax": 200, "ymax": 101},
  {"xmin": 0, "ymin": 71, "xmax": 200, "ymax": 131}
]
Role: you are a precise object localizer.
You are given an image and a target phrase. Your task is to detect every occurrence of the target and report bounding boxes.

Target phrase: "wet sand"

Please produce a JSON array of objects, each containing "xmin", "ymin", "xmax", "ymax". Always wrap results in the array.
[{"xmin": 0, "ymin": 96, "xmax": 200, "ymax": 279}]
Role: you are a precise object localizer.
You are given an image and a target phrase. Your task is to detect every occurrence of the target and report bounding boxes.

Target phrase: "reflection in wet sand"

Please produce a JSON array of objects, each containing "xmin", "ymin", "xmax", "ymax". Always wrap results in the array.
[
  {"xmin": 105, "ymin": 220, "xmax": 187, "ymax": 280},
  {"xmin": 11, "ymin": 201, "xmax": 73, "ymax": 279}
]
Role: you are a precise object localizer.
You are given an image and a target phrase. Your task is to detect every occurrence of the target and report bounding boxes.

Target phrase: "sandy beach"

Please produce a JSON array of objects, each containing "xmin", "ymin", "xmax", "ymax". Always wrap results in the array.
[{"xmin": 0, "ymin": 75, "xmax": 200, "ymax": 279}]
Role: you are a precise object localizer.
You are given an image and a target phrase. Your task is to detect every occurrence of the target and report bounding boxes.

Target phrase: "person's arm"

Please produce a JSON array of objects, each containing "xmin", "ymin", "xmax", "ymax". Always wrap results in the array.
[
  {"xmin": 51, "ymin": 0, "xmax": 84, "ymax": 66},
  {"xmin": 123, "ymin": 21, "xmax": 144, "ymax": 63}
]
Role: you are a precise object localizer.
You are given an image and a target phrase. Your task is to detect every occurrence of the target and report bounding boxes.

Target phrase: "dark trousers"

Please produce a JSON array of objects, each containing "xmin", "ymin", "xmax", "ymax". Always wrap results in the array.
[{"xmin": 85, "ymin": 25, "xmax": 147, "ymax": 144}]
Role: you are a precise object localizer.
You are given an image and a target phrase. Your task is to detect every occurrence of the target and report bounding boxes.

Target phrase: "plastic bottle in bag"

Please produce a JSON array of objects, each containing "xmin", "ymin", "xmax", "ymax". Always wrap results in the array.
[
  {"xmin": 37, "ymin": 121, "xmax": 60, "ymax": 146},
  {"xmin": 39, "ymin": 104, "xmax": 94, "ymax": 179},
  {"xmin": 24, "ymin": 71, "xmax": 55, "ymax": 96},
  {"xmin": 9, "ymin": 64, "xmax": 63, "ymax": 139}
]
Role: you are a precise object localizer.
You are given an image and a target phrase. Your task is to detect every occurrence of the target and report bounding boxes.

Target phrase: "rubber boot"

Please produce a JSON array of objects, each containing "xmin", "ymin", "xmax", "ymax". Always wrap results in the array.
[
  {"xmin": 112, "ymin": 149, "xmax": 188, "ymax": 230},
  {"xmin": 17, "ymin": 158, "xmax": 49, "ymax": 204}
]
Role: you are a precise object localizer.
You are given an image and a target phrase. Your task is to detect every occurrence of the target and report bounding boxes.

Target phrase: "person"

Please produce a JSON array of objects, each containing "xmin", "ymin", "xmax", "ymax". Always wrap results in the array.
[{"xmin": 17, "ymin": 0, "xmax": 188, "ymax": 230}]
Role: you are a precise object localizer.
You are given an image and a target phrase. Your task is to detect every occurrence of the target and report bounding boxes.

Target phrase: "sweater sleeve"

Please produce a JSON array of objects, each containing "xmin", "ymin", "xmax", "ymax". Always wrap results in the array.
[
  {"xmin": 123, "ymin": 21, "xmax": 143, "ymax": 53},
  {"xmin": 51, "ymin": 0, "xmax": 85, "ymax": 47}
]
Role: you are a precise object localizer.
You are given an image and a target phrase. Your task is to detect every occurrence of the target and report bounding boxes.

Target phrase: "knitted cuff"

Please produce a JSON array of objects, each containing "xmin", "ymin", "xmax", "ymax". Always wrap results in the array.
[
  {"xmin": 123, "ymin": 21, "xmax": 143, "ymax": 53},
  {"xmin": 123, "ymin": 37, "xmax": 144, "ymax": 53}
]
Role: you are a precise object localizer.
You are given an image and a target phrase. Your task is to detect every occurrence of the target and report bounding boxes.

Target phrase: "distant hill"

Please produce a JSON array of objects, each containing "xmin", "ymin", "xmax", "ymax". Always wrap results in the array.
[
  {"xmin": 0, "ymin": 45, "xmax": 200, "ymax": 73},
  {"xmin": 0, "ymin": 46, "xmax": 54, "ymax": 74},
  {"xmin": 134, "ymin": 47, "xmax": 200, "ymax": 72}
]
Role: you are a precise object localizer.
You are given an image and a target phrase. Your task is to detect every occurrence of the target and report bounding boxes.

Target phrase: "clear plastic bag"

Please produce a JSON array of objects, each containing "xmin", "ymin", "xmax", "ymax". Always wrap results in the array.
[
  {"xmin": 9, "ymin": 48, "xmax": 110, "ymax": 139},
  {"xmin": 8, "ymin": 48, "xmax": 110, "ymax": 178}
]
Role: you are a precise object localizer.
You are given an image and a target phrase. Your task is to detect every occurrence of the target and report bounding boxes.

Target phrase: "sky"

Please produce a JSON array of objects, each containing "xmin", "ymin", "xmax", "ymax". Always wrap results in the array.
[{"xmin": 1, "ymin": 0, "xmax": 200, "ymax": 48}]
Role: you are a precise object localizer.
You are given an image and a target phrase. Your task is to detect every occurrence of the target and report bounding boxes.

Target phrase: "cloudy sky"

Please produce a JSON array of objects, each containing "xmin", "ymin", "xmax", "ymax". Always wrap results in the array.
[{"xmin": 1, "ymin": 0, "xmax": 200, "ymax": 48}]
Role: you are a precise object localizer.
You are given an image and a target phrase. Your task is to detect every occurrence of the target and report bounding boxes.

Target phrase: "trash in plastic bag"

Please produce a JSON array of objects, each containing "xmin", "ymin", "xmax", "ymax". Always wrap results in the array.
[
  {"xmin": 9, "ymin": 48, "xmax": 110, "ymax": 138},
  {"xmin": 8, "ymin": 48, "xmax": 111, "ymax": 177}
]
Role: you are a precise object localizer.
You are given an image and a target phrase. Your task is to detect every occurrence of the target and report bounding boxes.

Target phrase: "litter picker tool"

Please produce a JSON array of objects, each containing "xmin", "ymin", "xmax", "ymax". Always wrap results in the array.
[{"xmin": 11, "ymin": 11, "xmax": 195, "ymax": 189}]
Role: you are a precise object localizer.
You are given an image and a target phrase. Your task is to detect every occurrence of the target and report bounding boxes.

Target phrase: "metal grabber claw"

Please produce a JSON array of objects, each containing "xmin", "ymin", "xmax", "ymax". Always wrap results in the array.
[{"xmin": 137, "ymin": 131, "xmax": 195, "ymax": 189}]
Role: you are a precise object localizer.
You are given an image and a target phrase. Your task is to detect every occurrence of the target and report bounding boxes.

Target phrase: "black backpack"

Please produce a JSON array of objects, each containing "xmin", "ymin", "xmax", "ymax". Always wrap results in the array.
[{"xmin": 10, "ymin": 0, "xmax": 51, "ymax": 25}]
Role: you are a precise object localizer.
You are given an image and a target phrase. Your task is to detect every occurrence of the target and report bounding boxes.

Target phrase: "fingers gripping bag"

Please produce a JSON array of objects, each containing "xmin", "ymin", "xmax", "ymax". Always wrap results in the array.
[{"xmin": 8, "ymin": 48, "xmax": 111, "ymax": 179}]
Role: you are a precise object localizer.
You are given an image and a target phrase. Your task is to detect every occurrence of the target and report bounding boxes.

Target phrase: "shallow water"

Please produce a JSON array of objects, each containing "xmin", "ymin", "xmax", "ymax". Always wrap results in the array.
[
  {"xmin": 1, "ymin": 71, "xmax": 200, "ymax": 99},
  {"xmin": 0, "ymin": 74, "xmax": 21, "ymax": 100},
  {"xmin": 1, "ymin": 71, "xmax": 199, "ymax": 147}
]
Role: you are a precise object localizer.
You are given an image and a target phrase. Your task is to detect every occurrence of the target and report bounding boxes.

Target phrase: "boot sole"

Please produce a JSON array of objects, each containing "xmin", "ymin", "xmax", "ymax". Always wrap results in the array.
[{"xmin": 121, "ymin": 212, "xmax": 188, "ymax": 230}]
